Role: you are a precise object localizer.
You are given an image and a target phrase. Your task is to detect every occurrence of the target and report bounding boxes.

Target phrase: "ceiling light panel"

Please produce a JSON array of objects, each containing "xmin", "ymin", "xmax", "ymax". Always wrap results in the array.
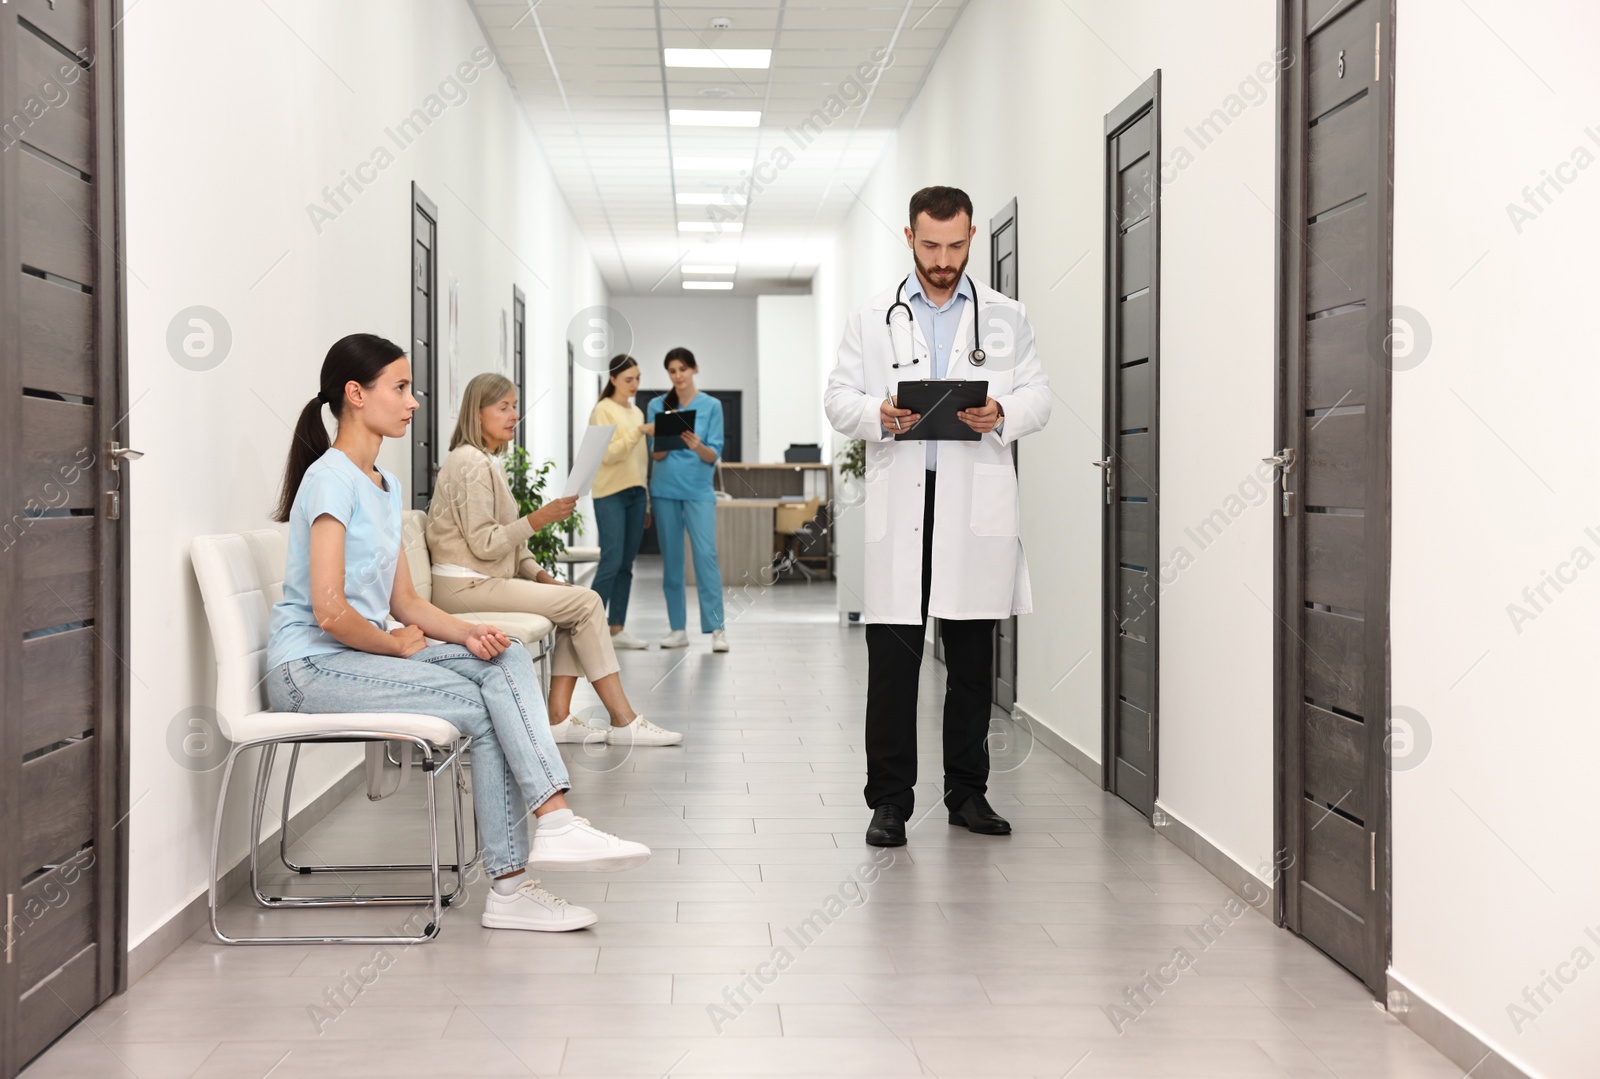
[
  {"xmin": 663, "ymin": 48, "xmax": 772, "ymax": 69},
  {"xmin": 676, "ymin": 193, "xmax": 747, "ymax": 205},
  {"xmin": 674, "ymin": 156, "xmax": 752, "ymax": 171},
  {"xmin": 669, "ymin": 109, "xmax": 762, "ymax": 127}
]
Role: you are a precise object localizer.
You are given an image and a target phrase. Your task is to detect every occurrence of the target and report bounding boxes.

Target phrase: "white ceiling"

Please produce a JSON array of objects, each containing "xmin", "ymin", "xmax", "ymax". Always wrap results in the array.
[{"xmin": 468, "ymin": 0, "xmax": 969, "ymax": 296}]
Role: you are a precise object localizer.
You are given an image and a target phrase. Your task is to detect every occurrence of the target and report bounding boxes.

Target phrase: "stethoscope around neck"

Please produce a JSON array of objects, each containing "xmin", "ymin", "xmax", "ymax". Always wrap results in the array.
[{"xmin": 886, "ymin": 273, "xmax": 985, "ymax": 369}]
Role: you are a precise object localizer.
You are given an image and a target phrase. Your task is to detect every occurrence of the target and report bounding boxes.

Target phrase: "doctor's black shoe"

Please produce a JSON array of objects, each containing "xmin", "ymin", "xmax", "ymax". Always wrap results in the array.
[
  {"xmin": 865, "ymin": 804, "xmax": 907, "ymax": 847},
  {"xmin": 948, "ymin": 794, "xmax": 1011, "ymax": 835}
]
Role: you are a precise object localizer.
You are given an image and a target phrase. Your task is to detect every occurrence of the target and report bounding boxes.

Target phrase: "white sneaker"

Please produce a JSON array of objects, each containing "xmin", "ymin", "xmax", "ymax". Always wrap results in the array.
[
  {"xmin": 610, "ymin": 630, "xmax": 648, "ymax": 650},
  {"xmin": 606, "ymin": 715, "xmax": 684, "ymax": 746},
  {"xmin": 659, "ymin": 630, "xmax": 689, "ymax": 649},
  {"xmin": 528, "ymin": 815, "xmax": 652, "ymax": 872},
  {"xmin": 549, "ymin": 716, "xmax": 605, "ymax": 744},
  {"xmin": 481, "ymin": 878, "xmax": 597, "ymax": 932},
  {"xmin": 711, "ymin": 630, "xmax": 729, "ymax": 653}
]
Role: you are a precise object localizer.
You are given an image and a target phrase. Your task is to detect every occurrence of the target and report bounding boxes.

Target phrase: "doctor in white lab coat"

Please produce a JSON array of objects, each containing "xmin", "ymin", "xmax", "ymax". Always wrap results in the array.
[{"xmin": 824, "ymin": 185, "xmax": 1052, "ymax": 848}]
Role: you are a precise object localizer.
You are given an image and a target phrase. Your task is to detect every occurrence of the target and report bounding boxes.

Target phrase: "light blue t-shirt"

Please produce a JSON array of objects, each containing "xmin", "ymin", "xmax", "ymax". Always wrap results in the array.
[
  {"xmin": 267, "ymin": 448, "xmax": 403, "ymax": 669},
  {"xmin": 647, "ymin": 391, "xmax": 724, "ymax": 502}
]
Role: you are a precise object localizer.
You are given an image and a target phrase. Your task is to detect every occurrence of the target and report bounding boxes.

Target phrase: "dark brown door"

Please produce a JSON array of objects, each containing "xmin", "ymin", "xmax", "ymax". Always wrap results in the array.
[
  {"xmin": 411, "ymin": 184, "xmax": 438, "ymax": 508},
  {"xmin": 0, "ymin": 1, "xmax": 129, "ymax": 1072},
  {"xmin": 1273, "ymin": 0, "xmax": 1393, "ymax": 994},
  {"xmin": 1101, "ymin": 74, "xmax": 1161, "ymax": 821},
  {"xmin": 988, "ymin": 198, "xmax": 1019, "ymax": 711},
  {"xmin": 512, "ymin": 285, "xmax": 527, "ymax": 451}
]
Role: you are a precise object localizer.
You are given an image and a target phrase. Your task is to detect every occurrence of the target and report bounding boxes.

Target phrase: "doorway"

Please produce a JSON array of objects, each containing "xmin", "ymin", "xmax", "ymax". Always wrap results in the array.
[
  {"xmin": 1272, "ymin": 0, "xmax": 1393, "ymax": 995},
  {"xmin": 512, "ymin": 285, "xmax": 526, "ymax": 452},
  {"xmin": 0, "ymin": 2, "xmax": 130, "ymax": 1073},
  {"xmin": 1100, "ymin": 74, "xmax": 1162, "ymax": 821},
  {"xmin": 410, "ymin": 183, "xmax": 439, "ymax": 508},
  {"xmin": 988, "ymin": 198, "xmax": 1019, "ymax": 711}
]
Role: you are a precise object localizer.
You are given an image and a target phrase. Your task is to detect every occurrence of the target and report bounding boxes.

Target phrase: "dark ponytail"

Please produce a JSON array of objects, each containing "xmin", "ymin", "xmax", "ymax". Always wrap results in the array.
[
  {"xmin": 272, "ymin": 333, "xmax": 407, "ymax": 522},
  {"xmin": 663, "ymin": 346, "xmax": 696, "ymax": 410},
  {"xmin": 600, "ymin": 353, "xmax": 639, "ymax": 399}
]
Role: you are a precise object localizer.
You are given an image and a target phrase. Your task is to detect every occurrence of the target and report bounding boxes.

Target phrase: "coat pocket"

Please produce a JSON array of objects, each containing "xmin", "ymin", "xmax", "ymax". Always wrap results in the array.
[{"xmin": 970, "ymin": 463, "xmax": 1019, "ymax": 537}]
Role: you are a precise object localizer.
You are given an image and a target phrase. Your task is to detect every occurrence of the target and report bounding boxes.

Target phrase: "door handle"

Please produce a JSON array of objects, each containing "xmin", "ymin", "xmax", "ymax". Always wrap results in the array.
[
  {"xmin": 1091, "ymin": 456, "xmax": 1114, "ymax": 505},
  {"xmin": 1263, "ymin": 448, "xmax": 1296, "ymax": 516},
  {"xmin": 108, "ymin": 442, "xmax": 145, "ymax": 470},
  {"xmin": 105, "ymin": 443, "xmax": 145, "ymax": 521}
]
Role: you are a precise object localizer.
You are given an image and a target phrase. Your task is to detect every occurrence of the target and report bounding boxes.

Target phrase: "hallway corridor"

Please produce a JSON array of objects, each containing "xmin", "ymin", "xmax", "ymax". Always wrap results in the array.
[{"xmin": 27, "ymin": 564, "xmax": 1458, "ymax": 1078}]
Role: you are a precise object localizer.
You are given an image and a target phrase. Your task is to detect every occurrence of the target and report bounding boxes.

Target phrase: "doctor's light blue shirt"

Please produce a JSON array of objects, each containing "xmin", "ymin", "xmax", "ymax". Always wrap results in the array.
[{"xmin": 903, "ymin": 271, "xmax": 974, "ymax": 472}]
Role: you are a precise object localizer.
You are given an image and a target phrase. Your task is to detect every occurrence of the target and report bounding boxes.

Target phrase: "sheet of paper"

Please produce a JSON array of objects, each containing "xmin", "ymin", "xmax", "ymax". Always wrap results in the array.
[{"xmin": 562, "ymin": 424, "xmax": 617, "ymax": 498}]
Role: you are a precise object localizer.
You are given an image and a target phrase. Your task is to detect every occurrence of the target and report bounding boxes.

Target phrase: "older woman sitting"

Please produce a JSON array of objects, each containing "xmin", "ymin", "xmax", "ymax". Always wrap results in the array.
[{"xmin": 425, "ymin": 373, "xmax": 681, "ymax": 746}]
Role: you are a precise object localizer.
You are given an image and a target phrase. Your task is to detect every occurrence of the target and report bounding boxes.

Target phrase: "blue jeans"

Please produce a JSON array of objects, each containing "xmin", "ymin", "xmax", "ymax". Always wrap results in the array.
[
  {"xmin": 654, "ymin": 497, "xmax": 725, "ymax": 632},
  {"xmin": 264, "ymin": 641, "xmax": 569, "ymax": 878},
  {"xmin": 592, "ymin": 485, "xmax": 646, "ymax": 625}
]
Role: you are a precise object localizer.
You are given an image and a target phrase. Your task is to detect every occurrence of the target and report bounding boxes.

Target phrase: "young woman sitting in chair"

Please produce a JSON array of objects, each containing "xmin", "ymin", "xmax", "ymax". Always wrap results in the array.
[{"xmin": 265, "ymin": 334, "xmax": 650, "ymax": 933}]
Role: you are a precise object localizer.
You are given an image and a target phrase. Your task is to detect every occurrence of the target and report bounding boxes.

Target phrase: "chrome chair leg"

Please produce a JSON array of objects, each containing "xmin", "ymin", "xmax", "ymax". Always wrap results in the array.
[
  {"xmin": 210, "ymin": 734, "xmax": 448, "ymax": 946},
  {"xmin": 258, "ymin": 739, "xmax": 475, "ymax": 909}
]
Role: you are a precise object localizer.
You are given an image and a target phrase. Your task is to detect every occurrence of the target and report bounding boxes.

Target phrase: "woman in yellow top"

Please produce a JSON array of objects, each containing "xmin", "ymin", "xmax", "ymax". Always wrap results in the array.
[
  {"xmin": 589, "ymin": 354, "xmax": 653, "ymax": 650},
  {"xmin": 425, "ymin": 372, "xmax": 681, "ymax": 746}
]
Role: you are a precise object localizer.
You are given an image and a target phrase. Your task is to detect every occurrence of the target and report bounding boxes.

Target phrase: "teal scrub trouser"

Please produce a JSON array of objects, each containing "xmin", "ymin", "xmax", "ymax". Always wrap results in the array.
[{"xmin": 653, "ymin": 497, "xmax": 725, "ymax": 632}]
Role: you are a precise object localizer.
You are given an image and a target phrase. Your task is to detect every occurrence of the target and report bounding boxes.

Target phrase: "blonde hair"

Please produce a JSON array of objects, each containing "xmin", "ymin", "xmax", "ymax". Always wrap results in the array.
[{"xmin": 450, "ymin": 372, "xmax": 518, "ymax": 454}]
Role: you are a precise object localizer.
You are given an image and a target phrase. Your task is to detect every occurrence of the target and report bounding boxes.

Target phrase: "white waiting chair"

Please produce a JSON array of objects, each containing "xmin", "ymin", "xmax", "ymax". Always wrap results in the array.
[{"xmin": 191, "ymin": 530, "xmax": 472, "ymax": 946}]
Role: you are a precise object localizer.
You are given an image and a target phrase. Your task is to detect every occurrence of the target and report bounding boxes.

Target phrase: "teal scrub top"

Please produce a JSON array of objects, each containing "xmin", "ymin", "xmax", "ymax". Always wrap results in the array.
[{"xmin": 647, "ymin": 391, "xmax": 723, "ymax": 502}]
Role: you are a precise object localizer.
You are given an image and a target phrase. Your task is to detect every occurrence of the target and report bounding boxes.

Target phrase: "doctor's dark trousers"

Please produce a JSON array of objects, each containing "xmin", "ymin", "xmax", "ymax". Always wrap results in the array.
[{"xmin": 864, "ymin": 469, "xmax": 997, "ymax": 815}]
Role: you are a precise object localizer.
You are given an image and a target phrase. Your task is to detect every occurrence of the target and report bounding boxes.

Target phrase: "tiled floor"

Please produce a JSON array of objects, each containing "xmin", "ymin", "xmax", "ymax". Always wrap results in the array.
[{"xmin": 28, "ymin": 559, "xmax": 1462, "ymax": 1078}]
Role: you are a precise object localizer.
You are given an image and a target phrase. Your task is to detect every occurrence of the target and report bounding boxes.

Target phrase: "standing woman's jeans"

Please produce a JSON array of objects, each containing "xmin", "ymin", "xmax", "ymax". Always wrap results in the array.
[
  {"xmin": 591, "ymin": 485, "xmax": 647, "ymax": 625},
  {"xmin": 264, "ymin": 640, "xmax": 568, "ymax": 879},
  {"xmin": 653, "ymin": 497, "xmax": 725, "ymax": 632}
]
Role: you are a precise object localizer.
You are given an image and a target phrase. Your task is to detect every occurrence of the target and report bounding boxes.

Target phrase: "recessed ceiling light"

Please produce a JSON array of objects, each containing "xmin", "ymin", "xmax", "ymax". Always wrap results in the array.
[
  {"xmin": 676, "ymin": 193, "xmax": 747, "ymax": 206},
  {"xmin": 664, "ymin": 48, "xmax": 771, "ymax": 69},
  {"xmin": 675, "ymin": 156, "xmax": 749, "ymax": 171},
  {"xmin": 678, "ymin": 221, "xmax": 743, "ymax": 232},
  {"xmin": 669, "ymin": 109, "xmax": 760, "ymax": 127},
  {"xmin": 682, "ymin": 264, "xmax": 737, "ymax": 274},
  {"xmin": 683, "ymin": 281, "xmax": 735, "ymax": 290}
]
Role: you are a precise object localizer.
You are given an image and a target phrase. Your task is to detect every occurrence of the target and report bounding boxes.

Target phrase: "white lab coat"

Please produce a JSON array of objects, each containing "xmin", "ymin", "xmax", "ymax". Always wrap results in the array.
[{"xmin": 825, "ymin": 277, "xmax": 1052, "ymax": 625}]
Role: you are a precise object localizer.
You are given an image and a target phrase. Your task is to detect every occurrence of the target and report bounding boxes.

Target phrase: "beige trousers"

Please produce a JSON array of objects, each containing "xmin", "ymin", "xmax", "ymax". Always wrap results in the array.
[{"xmin": 431, "ymin": 576, "xmax": 620, "ymax": 682}]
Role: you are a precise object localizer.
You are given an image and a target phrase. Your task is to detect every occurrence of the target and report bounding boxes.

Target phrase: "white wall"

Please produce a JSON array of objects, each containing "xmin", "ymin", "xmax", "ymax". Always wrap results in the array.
[
  {"xmin": 607, "ymin": 295, "xmax": 759, "ymax": 461},
  {"xmin": 820, "ymin": 0, "xmax": 1281, "ymax": 876},
  {"xmin": 123, "ymin": 0, "xmax": 604, "ymax": 951},
  {"xmin": 756, "ymin": 294, "xmax": 821, "ymax": 462},
  {"xmin": 1390, "ymin": 4, "xmax": 1600, "ymax": 1076}
]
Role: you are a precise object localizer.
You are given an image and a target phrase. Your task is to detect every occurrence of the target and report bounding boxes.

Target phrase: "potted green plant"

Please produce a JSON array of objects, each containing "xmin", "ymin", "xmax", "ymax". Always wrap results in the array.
[{"xmin": 503, "ymin": 444, "xmax": 584, "ymax": 571}]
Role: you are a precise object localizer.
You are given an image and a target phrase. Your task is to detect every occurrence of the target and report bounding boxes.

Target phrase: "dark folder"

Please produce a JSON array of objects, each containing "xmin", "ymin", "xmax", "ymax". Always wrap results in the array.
[
  {"xmin": 654, "ymin": 408, "xmax": 696, "ymax": 451},
  {"xmin": 893, "ymin": 380, "xmax": 989, "ymax": 441}
]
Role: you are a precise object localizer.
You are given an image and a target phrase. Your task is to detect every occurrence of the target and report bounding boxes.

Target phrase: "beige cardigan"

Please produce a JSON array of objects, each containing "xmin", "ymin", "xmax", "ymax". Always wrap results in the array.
[{"xmin": 424, "ymin": 446, "xmax": 540, "ymax": 580}]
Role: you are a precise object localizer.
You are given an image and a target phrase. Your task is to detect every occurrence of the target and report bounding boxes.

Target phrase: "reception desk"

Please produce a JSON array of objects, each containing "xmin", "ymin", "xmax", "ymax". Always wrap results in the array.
[
  {"xmin": 683, "ymin": 499, "xmax": 782, "ymax": 588},
  {"xmin": 672, "ymin": 463, "xmax": 835, "ymax": 588}
]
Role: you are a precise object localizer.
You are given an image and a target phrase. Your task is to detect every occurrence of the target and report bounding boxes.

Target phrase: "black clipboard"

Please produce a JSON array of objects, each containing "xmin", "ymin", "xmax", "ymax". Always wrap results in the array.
[
  {"xmin": 894, "ymin": 380, "xmax": 988, "ymax": 441},
  {"xmin": 654, "ymin": 408, "xmax": 696, "ymax": 451}
]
